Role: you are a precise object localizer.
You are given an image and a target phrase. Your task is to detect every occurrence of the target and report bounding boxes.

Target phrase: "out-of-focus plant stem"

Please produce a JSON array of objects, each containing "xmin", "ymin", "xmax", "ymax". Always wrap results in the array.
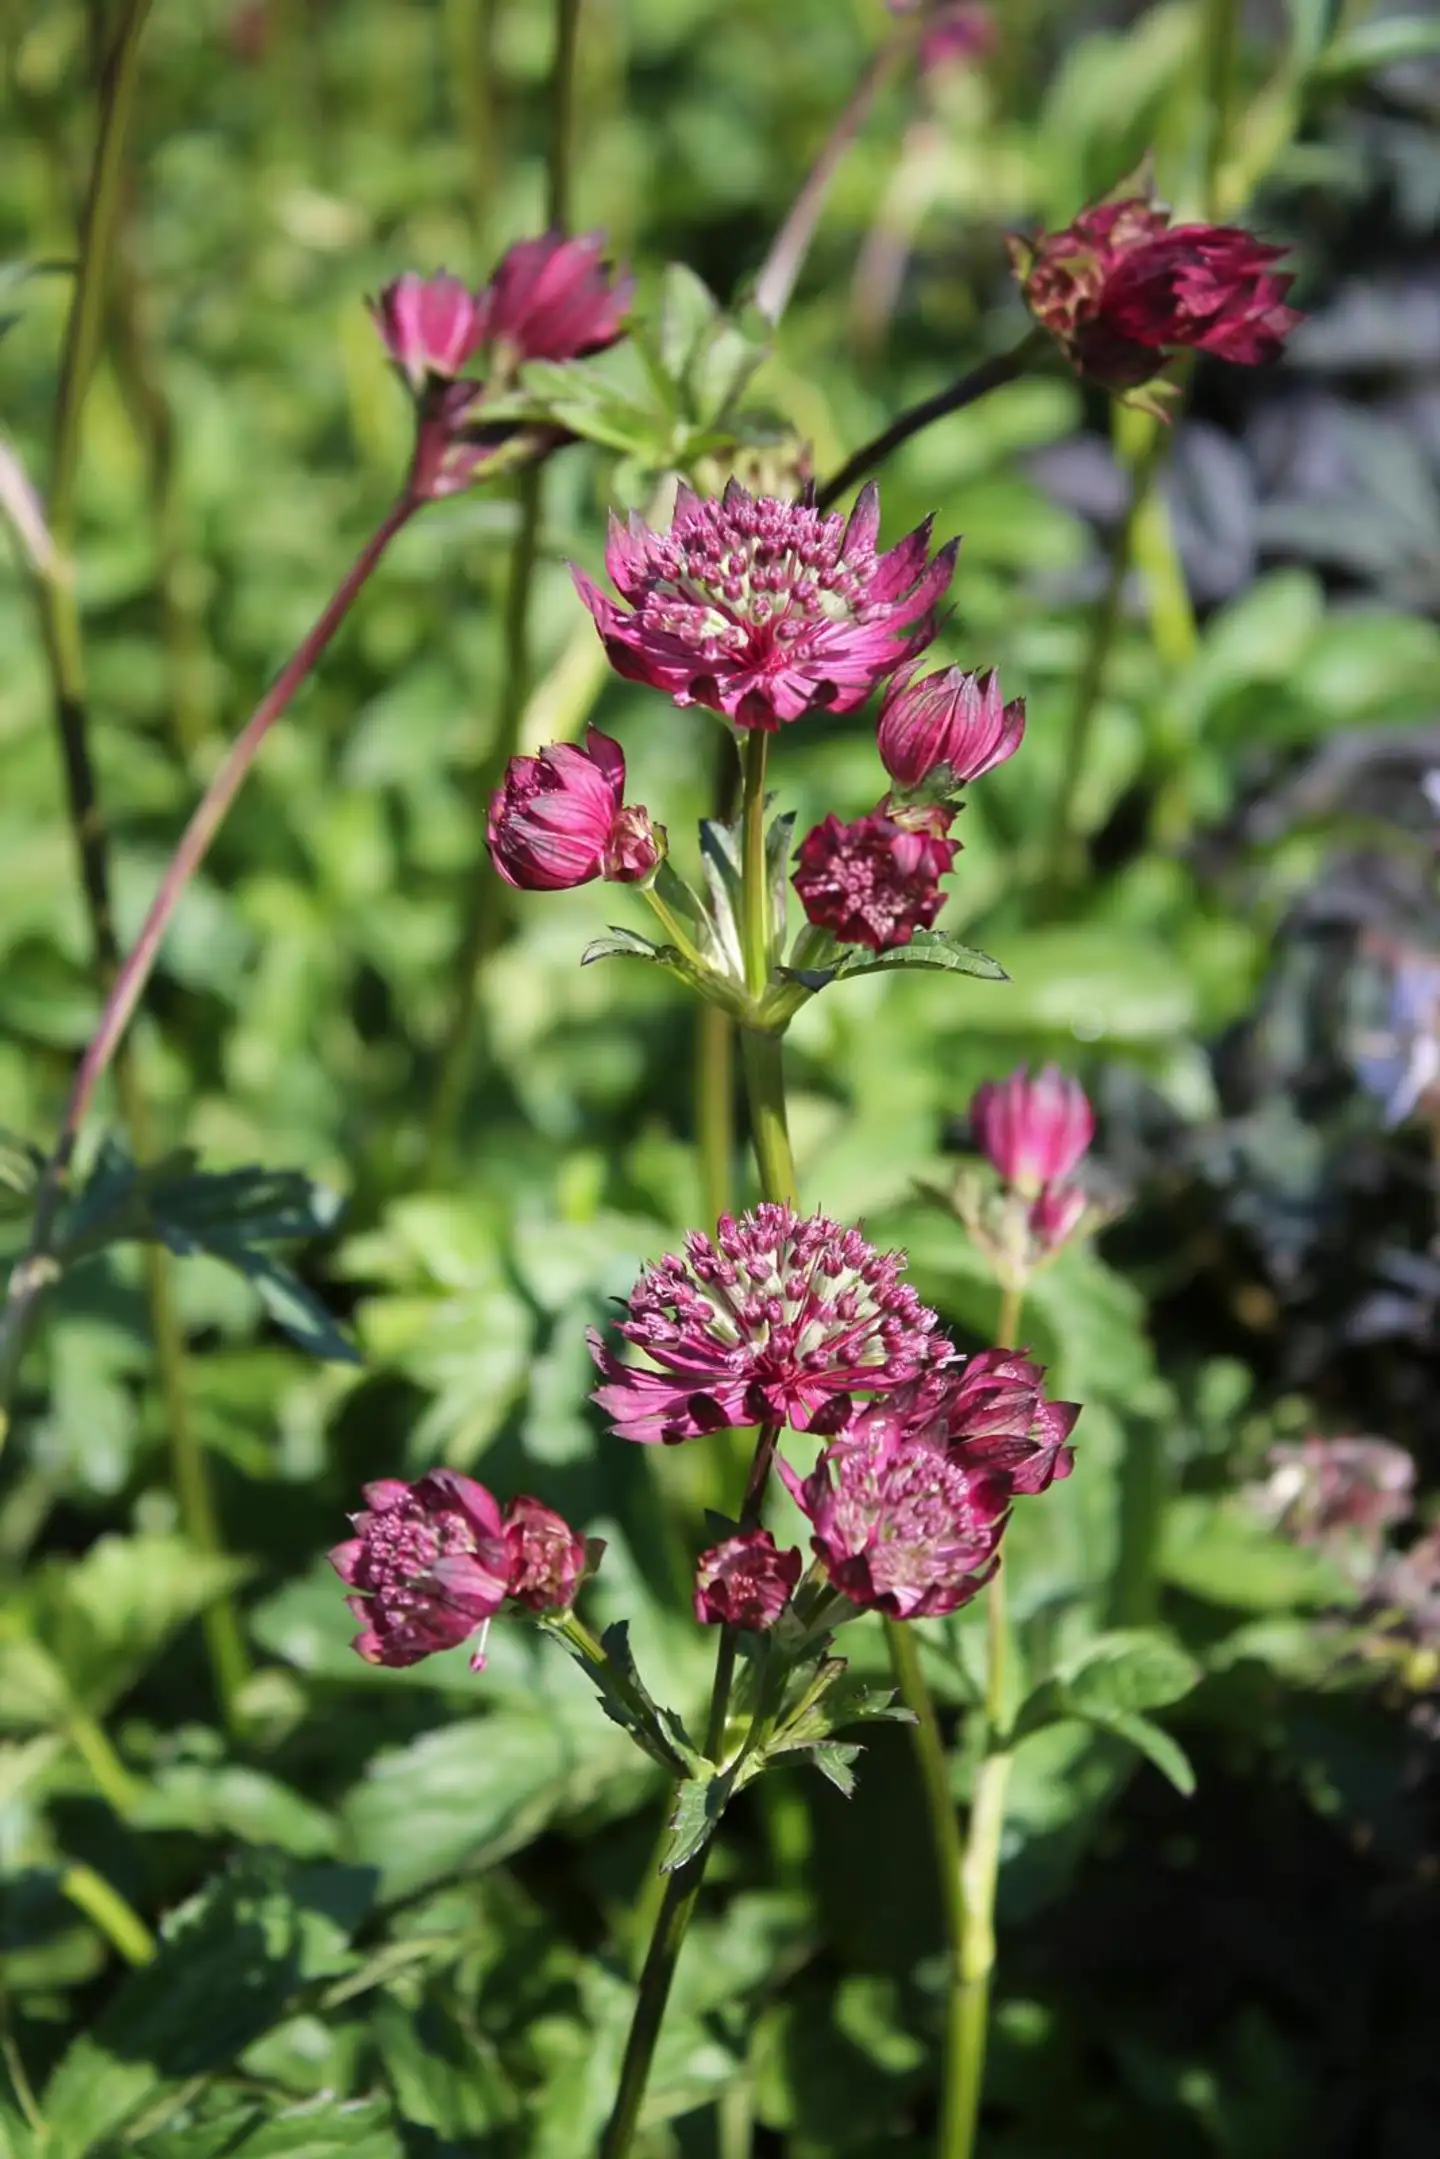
[
  {"xmin": 443, "ymin": 0, "xmax": 500, "ymax": 228},
  {"xmin": 27, "ymin": 0, "xmax": 253, "ymax": 1729},
  {"xmin": 425, "ymin": 0, "xmax": 583, "ymax": 1173},
  {"xmin": 59, "ymin": 1861, "xmax": 155, "ymax": 1969}
]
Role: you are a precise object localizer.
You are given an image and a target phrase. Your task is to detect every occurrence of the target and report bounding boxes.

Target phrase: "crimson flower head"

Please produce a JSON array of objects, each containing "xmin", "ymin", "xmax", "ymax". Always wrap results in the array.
[
  {"xmin": 503, "ymin": 1494, "xmax": 588, "ymax": 1612},
  {"xmin": 878, "ymin": 664, "xmax": 1025, "ymax": 798},
  {"xmin": 329, "ymin": 1471, "xmax": 513, "ymax": 1669},
  {"xmin": 487, "ymin": 726, "xmax": 661, "ymax": 892},
  {"xmin": 931, "ymin": 1348, "xmax": 1079, "ymax": 1494},
  {"xmin": 694, "ymin": 1527, "xmax": 803, "ymax": 1630},
  {"xmin": 477, "ymin": 231, "xmax": 632, "ymax": 369},
  {"xmin": 781, "ymin": 1418, "xmax": 1008, "ymax": 1620},
  {"xmin": 573, "ymin": 479, "xmax": 957, "ymax": 732},
  {"xmin": 1259, "ymin": 1436, "xmax": 1414, "ymax": 1553},
  {"xmin": 971, "ymin": 1066, "xmax": 1094, "ymax": 1200},
  {"xmin": 793, "ymin": 808, "xmax": 956, "ymax": 952},
  {"xmin": 1011, "ymin": 189, "xmax": 1300, "ymax": 392},
  {"xmin": 589, "ymin": 1204, "xmax": 947, "ymax": 1445},
  {"xmin": 372, "ymin": 272, "xmax": 486, "ymax": 393}
]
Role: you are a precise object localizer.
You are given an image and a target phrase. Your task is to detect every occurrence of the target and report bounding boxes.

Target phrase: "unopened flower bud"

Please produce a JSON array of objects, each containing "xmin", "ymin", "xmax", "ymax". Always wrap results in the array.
[
  {"xmin": 372, "ymin": 273, "xmax": 485, "ymax": 393},
  {"xmin": 478, "ymin": 231, "xmax": 632, "ymax": 371},
  {"xmin": 503, "ymin": 1495, "xmax": 589, "ymax": 1612},
  {"xmin": 970, "ymin": 1066, "xmax": 1094, "ymax": 1200},
  {"xmin": 487, "ymin": 726, "xmax": 660, "ymax": 892},
  {"xmin": 877, "ymin": 664, "xmax": 1025, "ymax": 797},
  {"xmin": 693, "ymin": 1527, "xmax": 802, "ymax": 1630}
]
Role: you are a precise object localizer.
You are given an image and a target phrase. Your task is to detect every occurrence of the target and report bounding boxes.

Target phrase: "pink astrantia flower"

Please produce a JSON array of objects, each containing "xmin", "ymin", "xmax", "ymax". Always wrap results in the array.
[
  {"xmin": 933, "ymin": 1348, "xmax": 1080, "ymax": 1493},
  {"xmin": 372, "ymin": 272, "xmax": 486, "ymax": 393},
  {"xmin": 877, "ymin": 664, "xmax": 1025, "ymax": 798},
  {"xmin": 1027, "ymin": 1182, "xmax": 1090, "ymax": 1260},
  {"xmin": 781, "ymin": 1418, "xmax": 1008, "ymax": 1619},
  {"xmin": 573, "ymin": 479, "xmax": 958, "ymax": 732},
  {"xmin": 589, "ymin": 1204, "xmax": 948, "ymax": 1445},
  {"xmin": 792, "ymin": 808, "xmax": 957, "ymax": 951},
  {"xmin": 918, "ymin": 2, "xmax": 997, "ymax": 78},
  {"xmin": 503, "ymin": 1494, "xmax": 588, "ymax": 1612},
  {"xmin": 1258, "ymin": 1437, "xmax": 1415, "ymax": 1552},
  {"xmin": 329, "ymin": 1470, "xmax": 512, "ymax": 1669},
  {"xmin": 1011, "ymin": 192, "xmax": 1300, "ymax": 393},
  {"xmin": 487, "ymin": 725, "xmax": 661, "ymax": 891},
  {"xmin": 693, "ymin": 1527, "xmax": 803, "ymax": 1629},
  {"xmin": 970, "ymin": 1066, "xmax": 1095, "ymax": 1200},
  {"xmin": 477, "ymin": 231, "xmax": 633, "ymax": 368}
]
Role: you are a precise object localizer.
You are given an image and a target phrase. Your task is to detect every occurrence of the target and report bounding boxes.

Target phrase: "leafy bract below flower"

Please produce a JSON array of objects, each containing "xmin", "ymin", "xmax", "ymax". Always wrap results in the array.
[
  {"xmin": 792, "ymin": 808, "xmax": 957, "ymax": 951},
  {"xmin": 780, "ymin": 1351, "xmax": 1079, "ymax": 1617},
  {"xmin": 573, "ymin": 479, "xmax": 957, "ymax": 732},
  {"xmin": 1010, "ymin": 190, "xmax": 1300, "ymax": 395},
  {"xmin": 329, "ymin": 1472, "xmax": 586, "ymax": 1669},
  {"xmin": 487, "ymin": 726, "xmax": 661, "ymax": 891},
  {"xmin": 590, "ymin": 1204, "xmax": 947, "ymax": 1445},
  {"xmin": 693, "ymin": 1527, "xmax": 803, "ymax": 1630}
]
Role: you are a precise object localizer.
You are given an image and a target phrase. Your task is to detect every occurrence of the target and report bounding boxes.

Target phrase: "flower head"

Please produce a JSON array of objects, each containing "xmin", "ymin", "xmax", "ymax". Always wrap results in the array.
[
  {"xmin": 372, "ymin": 272, "xmax": 486, "ymax": 392},
  {"xmin": 1256, "ymin": 1437, "xmax": 1415, "ymax": 1555},
  {"xmin": 1011, "ymin": 190, "xmax": 1300, "ymax": 393},
  {"xmin": 781, "ymin": 1417, "xmax": 1008, "ymax": 1619},
  {"xmin": 918, "ymin": 3, "xmax": 997, "ymax": 78},
  {"xmin": 877, "ymin": 664, "xmax": 1025, "ymax": 798},
  {"xmin": 487, "ymin": 726, "xmax": 661, "ymax": 891},
  {"xmin": 693, "ymin": 1527, "xmax": 803, "ymax": 1629},
  {"xmin": 329, "ymin": 1471, "xmax": 512, "ymax": 1669},
  {"xmin": 590, "ymin": 1203, "xmax": 947, "ymax": 1445},
  {"xmin": 503, "ymin": 1494, "xmax": 589, "ymax": 1612},
  {"xmin": 933, "ymin": 1348, "xmax": 1079, "ymax": 1493},
  {"xmin": 971, "ymin": 1066, "xmax": 1094, "ymax": 1200},
  {"xmin": 477, "ymin": 231, "xmax": 632, "ymax": 369},
  {"xmin": 793, "ymin": 809, "xmax": 957, "ymax": 951},
  {"xmin": 573, "ymin": 479, "xmax": 957, "ymax": 732}
]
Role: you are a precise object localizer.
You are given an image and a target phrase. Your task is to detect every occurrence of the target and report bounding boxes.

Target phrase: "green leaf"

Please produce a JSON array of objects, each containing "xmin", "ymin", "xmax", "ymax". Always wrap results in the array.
[
  {"xmin": 1079, "ymin": 1706, "xmax": 1196, "ymax": 1795},
  {"xmin": 133, "ymin": 1764, "xmax": 339, "ymax": 1857},
  {"xmin": 662, "ymin": 1765, "xmax": 732, "ymax": 1872},
  {"xmin": 40, "ymin": 1857, "xmax": 371, "ymax": 2158},
  {"xmin": 1059, "ymin": 1628, "xmax": 1202, "ymax": 1717},
  {"xmin": 135, "ymin": 2098, "xmax": 402, "ymax": 2159},
  {"xmin": 26, "ymin": 1534, "xmax": 251, "ymax": 1719},
  {"xmin": 1312, "ymin": 16, "xmax": 1440, "ymax": 79},
  {"xmin": 804, "ymin": 1740, "xmax": 862, "ymax": 1796},
  {"xmin": 1161, "ymin": 1496, "xmax": 1353, "ymax": 1612},
  {"xmin": 782, "ymin": 929, "xmax": 1008, "ymax": 992}
]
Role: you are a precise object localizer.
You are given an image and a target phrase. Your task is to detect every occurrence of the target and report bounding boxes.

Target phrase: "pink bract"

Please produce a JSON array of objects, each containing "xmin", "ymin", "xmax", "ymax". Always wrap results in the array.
[
  {"xmin": 329, "ymin": 1469, "xmax": 511, "ymax": 1669},
  {"xmin": 693, "ymin": 1527, "xmax": 803, "ymax": 1629},
  {"xmin": 478, "ymin": 231, "xmax": 633, "ymax": 365},
  {"xmin": 372, "ymin": 272, "xmax": 486, "ymax": 392},
  {"xmin": 970, "ymin": 1065, "xmax": 1095, "ymax": 1199},
  {"xmin": 572, "ymin": 479, "xmax": 958, "ymax": 731},
  {"xmin": 486, "ymin": 725, "xmax": 660, "ymax": 891},
  {"xmin": 589, "ymin": 1203, "xmax": 948, "ymax": 1445},
  {"xmin": 792, "ymin": 808, "xmax": 956, "ymax": 951},
  {"xmin": 877, "ymin": 664, "xmax": 1025, "ymax": 796}
]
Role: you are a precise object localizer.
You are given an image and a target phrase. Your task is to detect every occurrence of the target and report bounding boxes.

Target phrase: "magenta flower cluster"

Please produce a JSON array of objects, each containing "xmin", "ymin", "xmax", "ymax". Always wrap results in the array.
[
  {"xmin": 330, "ymin": 1470, "xmax": 586, "ymax": 1670},
  {"xmin": 487, "ymin": 727, "xmax": 661, "ymax": 891},
  {"xmin": 972, "ymin": 1064, "xmax": 1096, "ymax": 1264}
]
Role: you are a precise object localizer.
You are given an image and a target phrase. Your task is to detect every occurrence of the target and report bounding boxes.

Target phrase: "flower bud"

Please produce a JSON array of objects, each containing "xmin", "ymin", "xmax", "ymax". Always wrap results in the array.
[
  {"xmin": 693, "ymin": 1527, "xmax": 803, "ymax": 1630},
  {"xmin": 877, "ymin": 665, "xmax": 1024, "ymax": 797},
  {"xmin": 970, "ymin": 1066, "xmax": 1094, "ymax": 1200},
  {"xmin": 503, "ymin": 1495, "xmax": 589, "ymax": 1612},
  {"xmin": 372, "ymin": 273, "xmax": 485, "ymax": 393},
  {"xmin": 792, "ymin": 808, "xmax": 957, "ymax": 952},
  {"xmin": 487, "ymin": 726, "xmax": 661, "ymax": 892},
  {"xmin": 478, "ymin": 231, "xmax": 632, "ymax": 370}
]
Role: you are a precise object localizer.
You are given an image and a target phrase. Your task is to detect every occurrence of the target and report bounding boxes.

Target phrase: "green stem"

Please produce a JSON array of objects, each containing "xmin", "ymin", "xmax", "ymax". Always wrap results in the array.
[
  {"xmin": 425, "ymin": 0, "xmax": 582, "ymax": 1172},
  {"xmin": 738, "ymin": 731, "xmax": 772, "ymax": 998},
  {"xmin": 697, "ymin": 1002, "xmax": 735, "ymax": 1223},
  {"xmin": 1202, "ymin": 0, "xmax": 1242, "ymax": 220},
  {"xmin": 739, "ymin": 1031, "xmax": 799, "ymax": 1211},
  {"xmin": 59, "ymin": 1861, "xmax": 155, "ymax": 1968},
  {"xmin": 68, "ymin": 1710, "xmax": 144, "ymax": 1817},
  {"xmin": 599, "ymin": 1423, "xmax": 779, "ymax": 2159},
  {"xmin": 1109, "ymin": 1412, "xmax": 1166, "ymax": 1629},
  {"xmin": 443, "ymin": 0, "xmax": 500, "ymax": 227}
]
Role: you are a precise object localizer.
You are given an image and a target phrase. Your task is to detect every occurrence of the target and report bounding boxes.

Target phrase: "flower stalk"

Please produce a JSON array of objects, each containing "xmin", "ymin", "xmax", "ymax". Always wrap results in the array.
[{"xmin": 816, "ymin": 336, "xmax": 1044, "ymax": 511}]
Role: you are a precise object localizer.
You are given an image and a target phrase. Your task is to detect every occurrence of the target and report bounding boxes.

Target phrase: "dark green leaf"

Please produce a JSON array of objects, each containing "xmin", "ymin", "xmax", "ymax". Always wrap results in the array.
[
  {"xmin": 782, "ymin": 929, "xmax": 1008, "ymax": 992},
  {"xmin": 804, "ymin": 1741, "xmax": 862, "ymax": 1796},
  {"xmin": 662, "ymin": 1766, "xmax": 732, "ymax": 1872}
]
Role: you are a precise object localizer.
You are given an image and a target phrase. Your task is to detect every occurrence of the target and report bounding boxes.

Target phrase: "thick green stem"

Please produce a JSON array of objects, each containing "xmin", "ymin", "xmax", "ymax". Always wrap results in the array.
[
  {"xmin": 68, "ymin": 1709, "xmax": 144, "ymax": 1817},
  {"xmin": 738, "ymin": 731, "xmax": 771, "ymax": 998},
  {"xmin": 599, "ymin": 1424, "xmax": 779, "ymax": 2159},
  {"xmin": 739, "ymin": 1032, "xmax": 799, "ymax": 1211},
  {"xmin": 697, "ymin": 1003, "xmax": 735, "ymax": 1223}
]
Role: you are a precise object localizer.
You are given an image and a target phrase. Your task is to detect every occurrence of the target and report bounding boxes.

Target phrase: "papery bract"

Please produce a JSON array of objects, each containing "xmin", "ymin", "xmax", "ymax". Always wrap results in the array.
[
  {"xmin": 970, "ymin": 1065, "xmax": 1094, "ymax": 1200},
  {"xmin": 573, "ymin": 479, "xmax": 957, "ymax": 731},
  {"xmin": 589, "ymin": 1203, "xmax": 948, "ymax": 1444},
  {"xmin": 487, "ymin": 725, "xmax": 660, "ymax": 891},
  {"xmin": 329, "ymin": 1470, "xmax": 511, "ymax": 1669},
  {"xmin": 1012, "ymin": 191, "xmax": 1300, "ymax": 392},
  {"xmin": 877, "ymin": 665, "xmax": 1025, "ymax": 796},
  {"xmin": 503, "ymin": 1495, "xmax": 588, "ymax": 1611},
  {"xmin": 792, "ymin": 808, "xmax": 956, "ymax": 951},
  {"xmin": 478, "ymin": 230, "xmax": 633, "ymax": 366},
  {"xmin": 372, "ymin": 272, "xmax": 486, "ymax": 392},
  {"xmin": 693, "ymin": 1527, "xmax": 803, "ymax": 1629}
]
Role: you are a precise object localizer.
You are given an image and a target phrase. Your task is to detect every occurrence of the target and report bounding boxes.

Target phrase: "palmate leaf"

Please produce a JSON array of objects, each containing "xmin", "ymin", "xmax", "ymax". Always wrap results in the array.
[{"xmin": 57, "ymin": 1142, "xmax": 356, "ymax": 1363}]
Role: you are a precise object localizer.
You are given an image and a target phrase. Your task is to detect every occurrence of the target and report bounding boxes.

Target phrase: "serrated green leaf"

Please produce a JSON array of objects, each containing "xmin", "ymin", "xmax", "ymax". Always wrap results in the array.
[
  {"xmin": 1077, "ymin": 1705, "xmax": 1196, "ymax": 1795},
  {"xmin": 662, "ymin": 1766, "xmax": 732, "ymax": 1872},
  {"xmin": 804, "ymin": 1740, "xmax": 862, "ymax": 1796},
  {"xmin": 136, "ymin": 2098, "xmax": 402, "ymax": 2159},
  {"xmin": 1059, "ymin": 1629, "xmax": 1202, "ymax": 1716},
  {"xmin": 782, "ymin": 929, "xmax": 1008, "ymax": 992}
]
